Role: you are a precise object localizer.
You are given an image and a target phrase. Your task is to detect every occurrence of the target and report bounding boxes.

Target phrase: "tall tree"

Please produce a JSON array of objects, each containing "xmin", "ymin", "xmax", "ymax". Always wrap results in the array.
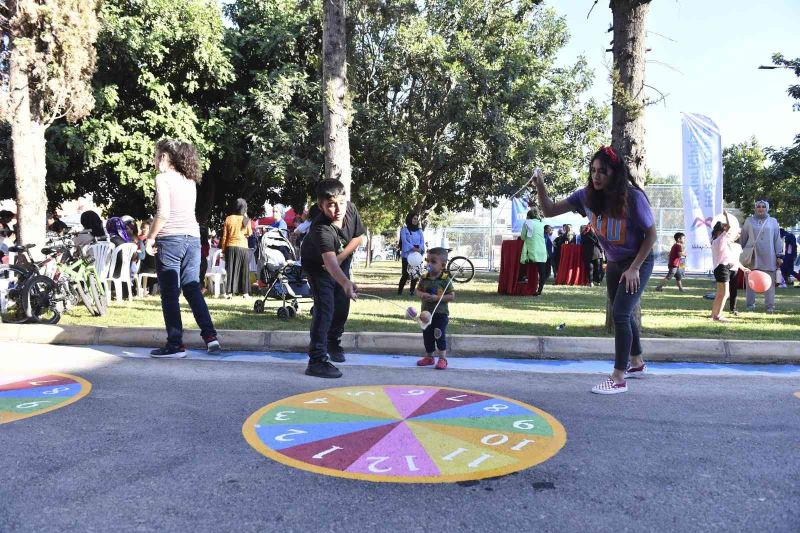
[
  {"xmin": 349, "ymin": 0, "xmax": 608, "ymax": 220},
  {"xmin": 9, "ymin": 0, "xmax": 234, "ymax": 221},
  {"xmin": 219, "ymin": 0, "xmax": 323, "ymax": 219},
  {"xmin": 0, "ymin": 0, "xmax": 99, "ymax": 248},
  {"xmin": 609, "ymin": 0, "xmax": 651, "ymax": 186},
  {"xmin": 323, "ymin": 0, "xmax": 352, "ymax": 197}
]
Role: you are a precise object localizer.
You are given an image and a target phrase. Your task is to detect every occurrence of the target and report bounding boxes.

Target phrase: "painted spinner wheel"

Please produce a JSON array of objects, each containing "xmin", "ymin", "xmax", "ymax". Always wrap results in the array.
[
  {"xmin": 243, "ymin": 385, "xmax": 566, "ymax": 483},
  {"xmin": 0, "ymin": 373, "xmax": 91, "ymax": 424}
]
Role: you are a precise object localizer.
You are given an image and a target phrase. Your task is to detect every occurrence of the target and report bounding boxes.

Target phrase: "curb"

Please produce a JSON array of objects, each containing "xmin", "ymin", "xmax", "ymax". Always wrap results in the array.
[{"xmin": 1, "ymin": 324, "xmax": 799, "ymax": 365}]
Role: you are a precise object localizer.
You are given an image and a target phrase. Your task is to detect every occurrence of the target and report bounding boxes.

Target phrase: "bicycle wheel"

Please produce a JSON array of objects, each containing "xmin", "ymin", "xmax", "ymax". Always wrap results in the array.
[
  {"xmin": 75, "ymin": 279, "xmax": 98, "ymax": 316},
  {"xmin": 88, "ymin": 273, "xmax": 107, "ymax": 316},
  {"xmin": 21, "ymin": 275, "xmax": 61, "ymax": 324},
  {"xmin": 0, "ymin": 265, "xmax": 30, "ymax": 323},
  {"xmin": 447, "ymin": 256, "xmax": 475, "ymax": 283}
]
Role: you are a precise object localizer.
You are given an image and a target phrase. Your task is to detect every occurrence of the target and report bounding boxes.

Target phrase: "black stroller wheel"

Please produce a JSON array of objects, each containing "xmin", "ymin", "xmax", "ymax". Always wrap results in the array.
[
  {"xmin": 286, "ymin": 306, "xmax": 297, "ymax": 318},
  {"xmin": 253, "ymin": 300, "xmax": 265, "ymax": 313},
  {"xmin": 309, "ymin": 305, "xmax": 314, "ymax": 317},
  {"xmin": 277, "ymin": 306, "xmax": 290, "ymax": 319}
]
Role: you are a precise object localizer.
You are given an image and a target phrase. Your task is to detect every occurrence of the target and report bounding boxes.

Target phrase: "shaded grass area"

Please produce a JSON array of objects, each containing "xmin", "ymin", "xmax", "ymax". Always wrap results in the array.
[{"xmin": 59, "ymin": 261, "xmax": 800, "ymax": 340}]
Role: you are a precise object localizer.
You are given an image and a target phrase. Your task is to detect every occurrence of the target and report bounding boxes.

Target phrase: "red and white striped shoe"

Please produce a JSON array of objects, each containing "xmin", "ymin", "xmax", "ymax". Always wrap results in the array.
[
  {"xmin": 624, "ymin": 363, "xmax": 647, "ymax": 379},
  {"xmin": 591, "ymin": 378, "xmax": 628, "ymax": 395}
]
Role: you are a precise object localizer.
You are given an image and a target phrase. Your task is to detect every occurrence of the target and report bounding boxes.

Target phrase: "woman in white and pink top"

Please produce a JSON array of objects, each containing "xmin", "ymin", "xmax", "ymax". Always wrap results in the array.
[{"xmin": 710, "ymin": 212, "xmax": 749, "ymax": 322}]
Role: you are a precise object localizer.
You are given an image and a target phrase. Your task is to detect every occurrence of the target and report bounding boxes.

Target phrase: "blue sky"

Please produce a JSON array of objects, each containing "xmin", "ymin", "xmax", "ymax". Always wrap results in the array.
[{"xmin": 553, "ymin": 0, "xmax": 800, "ymax": 177}]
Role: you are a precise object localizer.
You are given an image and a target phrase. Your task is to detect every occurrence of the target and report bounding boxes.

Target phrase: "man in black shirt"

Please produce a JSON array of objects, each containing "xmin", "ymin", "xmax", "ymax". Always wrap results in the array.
[{"xmin": 300, "ymin": 179, "xmax": 362, "ymax": 378}]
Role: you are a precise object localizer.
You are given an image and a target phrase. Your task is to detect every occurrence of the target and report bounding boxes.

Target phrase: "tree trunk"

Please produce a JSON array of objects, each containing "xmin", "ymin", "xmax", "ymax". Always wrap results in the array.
[
  {"xmin": 610, "ymin": 0, "xmax": 650, "ymax": 187},
  {"xmin": 365, "ymin": 229, "xmax": 372, "ymax": 268},
  {"xmin": 322, "ymin": 0, "xmax": 352, "ymax": 198},
  {"xmin": 9, "ymin": 49, "xmax": 48, "ymax": 254},
  {"xmin": 606, "ymin": 0, "xmax": 649, "ymax": 332}
]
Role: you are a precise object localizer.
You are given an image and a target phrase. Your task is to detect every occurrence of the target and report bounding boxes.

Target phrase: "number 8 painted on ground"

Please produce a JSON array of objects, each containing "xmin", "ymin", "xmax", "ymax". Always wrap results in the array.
[{"xmin": 483, "ymin": 403, "xmax": 508, "ymax": 412}]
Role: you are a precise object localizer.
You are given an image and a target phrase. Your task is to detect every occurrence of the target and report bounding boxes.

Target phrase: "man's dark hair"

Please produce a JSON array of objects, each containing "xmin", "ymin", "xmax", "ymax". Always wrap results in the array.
[
  {"xmin": 316, "ymin": 179, "xmax": 345, "ymax": 201},
  {"xmin": 674, "ymin": 232, "xmax": 685, "ymax": 241}
]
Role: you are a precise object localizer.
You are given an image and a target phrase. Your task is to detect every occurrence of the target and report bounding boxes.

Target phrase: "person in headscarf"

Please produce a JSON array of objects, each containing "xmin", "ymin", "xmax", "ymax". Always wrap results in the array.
[
  {"xmin": 740, "ymin": 199, "xmax": 782, "ymax": 313},
  {"xmin": 74, "ymin": 210, "xmax": 106, "ymax": 247},
  {"xmin": 106, "ymin": 217, "xmax": 131, "ymax": 246},
  {"xmin": 520, "ymin": 206, "xmax": 548, "ymax": 295},
  {"xmin": 398, "ymin": 211, "xmax": 425, "ymax": 295}
]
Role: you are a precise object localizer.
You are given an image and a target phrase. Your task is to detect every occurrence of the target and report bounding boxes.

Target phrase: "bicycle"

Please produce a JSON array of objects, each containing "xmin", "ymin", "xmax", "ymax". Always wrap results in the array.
[
  {"xmin": 39, "ymin": 236, "xmax": 108, "ymax": 317},
  {"xmin": 0, "ymin": 243, "xmax": 60, "ymax": 324},
  {"xmin": 446, "ymin": 255, "xmax": 475, "ymax": 283}
]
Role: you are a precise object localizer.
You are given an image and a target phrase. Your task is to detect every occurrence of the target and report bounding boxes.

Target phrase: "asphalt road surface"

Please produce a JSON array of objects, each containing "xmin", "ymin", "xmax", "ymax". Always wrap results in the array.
[{"xmin": 1, "ymin": 342, "xmax": 798, "ymax": 532}]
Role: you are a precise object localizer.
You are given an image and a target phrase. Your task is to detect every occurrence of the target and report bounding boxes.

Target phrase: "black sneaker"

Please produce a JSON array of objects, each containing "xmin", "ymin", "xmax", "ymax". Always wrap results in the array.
[
  {"xmin": 204, "ymin": 335, "xmax": 222, "ymax": 355},
  {"xmin": 305, "ymin": 360, "xmax": 342, "ymax": 378},
  {"xmin": 150, "ymin": 344, "xmax": 187, "ymax": 359},
  {"xmin": 328, "ymin": 347, "xmax": 346, "ymax": 363}
]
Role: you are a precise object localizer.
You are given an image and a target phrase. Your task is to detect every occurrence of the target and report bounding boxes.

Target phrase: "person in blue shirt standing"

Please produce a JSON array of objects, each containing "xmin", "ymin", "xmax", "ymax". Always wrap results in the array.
[{"xmin": 398, "ymin": 211, "xmax": 425, "ymax": 295}]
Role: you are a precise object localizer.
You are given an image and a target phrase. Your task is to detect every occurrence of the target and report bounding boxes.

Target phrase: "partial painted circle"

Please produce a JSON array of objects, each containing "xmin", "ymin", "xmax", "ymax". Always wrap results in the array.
[
  {"xmin": 243, "ymin": 385, "xmax": 566, "ymax": 483},
  {"xmin": 794, "ymin": 391, "xmax": 800, "ymax": 400},
  {"xmin": 0, "ymin": 373, "xmax": 91, "ymax": 424}
]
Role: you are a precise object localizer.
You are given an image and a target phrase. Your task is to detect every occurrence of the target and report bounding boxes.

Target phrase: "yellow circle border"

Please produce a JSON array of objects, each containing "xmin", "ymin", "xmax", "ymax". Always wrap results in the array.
[
  {"xmin": 794, "ymin": 391, "xmax": 800, "ymax": 400},
  {"xmin": 0, "ymin": 373, "xmax": 92, "ymax": 425},
  {"xmin": 243, "ymin": 385, "xmax": 567, "ymax": 484}
]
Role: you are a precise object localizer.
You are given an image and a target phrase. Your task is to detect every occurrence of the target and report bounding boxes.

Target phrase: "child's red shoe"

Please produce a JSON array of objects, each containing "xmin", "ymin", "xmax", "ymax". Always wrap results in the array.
[
  {"xmin": 417, "ymin": 356, "xmax": 435, "ymax": 367},
  {"xmin": 435, "ymin": 358, "xmax": 448, "ymax": 370}
]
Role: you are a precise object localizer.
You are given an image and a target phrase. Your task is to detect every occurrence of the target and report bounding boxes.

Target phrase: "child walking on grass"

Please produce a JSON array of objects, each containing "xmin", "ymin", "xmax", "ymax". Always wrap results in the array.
[
  {"xmin": 655, "ymin": 232, "xmax": 686, "ymax": 292},
  {"xmin": 711, "ymin": 212, "xmax": 749, "ymax": 322},
  {"xmin": 415, "ymin": 248, "xmax": 455, "ymax": 370}
]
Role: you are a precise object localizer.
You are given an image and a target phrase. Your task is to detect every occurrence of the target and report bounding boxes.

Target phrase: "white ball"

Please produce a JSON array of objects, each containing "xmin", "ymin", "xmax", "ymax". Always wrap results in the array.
[{"xmin": 407, "ymin": 251, "xmax": 423, "ymax": 267}]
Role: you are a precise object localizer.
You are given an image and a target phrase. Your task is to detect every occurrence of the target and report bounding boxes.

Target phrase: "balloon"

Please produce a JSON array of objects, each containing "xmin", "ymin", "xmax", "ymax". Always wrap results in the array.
[
  {"xmin": 407, "ymin": 251, "xmax": 423, "ymax": 267},
  {"xmin": 406, "ymin": 307, "xmax": 417, "ymax": 319},
  {"xmin": 747, "ymin": 270, "xmax": 773, "ymax": 293}
]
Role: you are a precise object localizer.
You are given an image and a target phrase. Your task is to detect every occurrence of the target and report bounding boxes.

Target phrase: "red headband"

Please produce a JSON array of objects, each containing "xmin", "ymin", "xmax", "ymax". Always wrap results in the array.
[{"xmin": 600, "ymin": 145, "xmax": 619, "ymax": 165}]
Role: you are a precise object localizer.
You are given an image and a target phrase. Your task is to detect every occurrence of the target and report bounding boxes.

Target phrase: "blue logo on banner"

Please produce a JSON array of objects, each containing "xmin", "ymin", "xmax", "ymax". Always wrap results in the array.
[{"xmin": 511, "ymin": 197, "xmax": 529, "ymax": 233}]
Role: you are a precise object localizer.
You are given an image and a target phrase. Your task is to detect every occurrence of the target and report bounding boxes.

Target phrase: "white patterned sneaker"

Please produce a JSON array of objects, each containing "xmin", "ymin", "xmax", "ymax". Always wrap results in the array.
[{"xmin": 591, "ymin": 378, "xmax": 628, "ymax": 395}]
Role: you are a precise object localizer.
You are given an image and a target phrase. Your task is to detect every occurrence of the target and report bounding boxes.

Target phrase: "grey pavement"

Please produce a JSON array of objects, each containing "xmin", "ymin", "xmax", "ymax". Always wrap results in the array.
[{"xmin": 0, "ymin": 343, "xmax": 798, "ymax": 532}]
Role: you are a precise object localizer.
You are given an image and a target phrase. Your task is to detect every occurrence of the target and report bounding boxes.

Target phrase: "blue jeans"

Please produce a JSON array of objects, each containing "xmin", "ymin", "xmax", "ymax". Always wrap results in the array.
[
  {"xmin": 155, "ymin": 235, "xmax": 217, "ymax": 347},
  {"xmin": 606, "ymin": 253, "xmax": 655, "ymax": 371}
]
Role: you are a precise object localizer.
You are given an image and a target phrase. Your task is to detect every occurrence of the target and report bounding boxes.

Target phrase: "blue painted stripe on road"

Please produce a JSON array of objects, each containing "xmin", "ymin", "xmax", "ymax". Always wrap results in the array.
[{"xmin": 93, "ymin": 345, "xmax": 800, "ymax": 378}]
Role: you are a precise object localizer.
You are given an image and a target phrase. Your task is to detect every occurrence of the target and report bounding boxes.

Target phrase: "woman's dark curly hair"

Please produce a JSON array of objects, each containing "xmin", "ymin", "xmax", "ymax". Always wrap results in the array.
[
  {"xmin": 155, "ymin": 138, "xmax": 202, "ymax": 184},
  {"xmin": 585, "ymin": 146, "xmax": 646, "ymax": 219}
]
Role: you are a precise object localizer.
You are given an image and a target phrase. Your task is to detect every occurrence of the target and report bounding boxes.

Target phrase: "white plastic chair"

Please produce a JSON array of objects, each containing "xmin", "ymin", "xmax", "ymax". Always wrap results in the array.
[
  {"xmin": 205, "ymin": 247, "xmax": 226, "ymax": 297},
  {"xmin": 107, "ymin": 242, "xmax": 137, "ymax": 302},
  {"xmin": 86, "ymin": 240, "xmax": 115, "ymax": 290}
]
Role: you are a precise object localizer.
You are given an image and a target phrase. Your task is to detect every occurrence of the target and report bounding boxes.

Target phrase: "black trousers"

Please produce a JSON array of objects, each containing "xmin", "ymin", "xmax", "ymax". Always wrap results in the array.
[
  {"xmin": 306, "ymin": 258, "xmax": 352, "ymax": 362},
  {"xmin": 586, "ymin": 258, "xmax": 603, "ymax": 283},
  {"xmin": 535, "ymin": 262, "xmax": 547, "ymax": 294},
  {"xmin": 729, "ymin": 268, "xmax": 739, "ymax": 312},
  {"xmin": 398, "ymin": 257, "xmax": 418, "ymax": 294}
]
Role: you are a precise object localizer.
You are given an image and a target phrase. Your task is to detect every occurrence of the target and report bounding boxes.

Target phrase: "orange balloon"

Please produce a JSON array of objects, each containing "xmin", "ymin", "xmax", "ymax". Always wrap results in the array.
[{"xmin": 747, "ymin": 271, "xmax": 773, "ymax": 293}]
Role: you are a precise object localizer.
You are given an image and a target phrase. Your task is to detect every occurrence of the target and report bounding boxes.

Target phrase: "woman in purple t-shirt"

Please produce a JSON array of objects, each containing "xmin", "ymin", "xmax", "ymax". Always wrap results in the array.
[{"xmin": 533, "ymin": 146, "xmax": 656, "ymax": 395}]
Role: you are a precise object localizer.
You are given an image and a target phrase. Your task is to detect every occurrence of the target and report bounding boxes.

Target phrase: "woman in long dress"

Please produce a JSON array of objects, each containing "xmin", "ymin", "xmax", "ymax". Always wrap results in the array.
[{"xmin": 221, "ymin": 198, "xmax": 253, "ymax": 297}]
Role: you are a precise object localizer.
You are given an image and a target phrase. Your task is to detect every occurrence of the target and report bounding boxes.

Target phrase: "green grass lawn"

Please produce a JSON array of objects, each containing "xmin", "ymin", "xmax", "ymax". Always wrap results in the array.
[{"xmin": 59, "ymin": 261, "xmax": 800, "ymax": 340}]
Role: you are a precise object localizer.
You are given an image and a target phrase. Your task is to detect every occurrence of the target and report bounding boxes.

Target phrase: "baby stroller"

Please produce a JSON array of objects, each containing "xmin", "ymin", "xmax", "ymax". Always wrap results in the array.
[{"xmin": 253, "ymin": 228, "xmax": 312, "ymax": 319}]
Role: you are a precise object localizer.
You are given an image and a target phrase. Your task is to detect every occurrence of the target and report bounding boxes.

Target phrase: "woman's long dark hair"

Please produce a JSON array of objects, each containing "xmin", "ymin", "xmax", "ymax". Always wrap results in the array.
[
  {"xmin": 405, "ymin": 211, "xmax": 420, "ymax": 232},
  {"xmin": 585, "ymin": 146, "xmax": 646, "ymax": 219},
  {"xmin": 80, "ymin": 211, "xmax": 105, "ymax": 237},
  {"xmin": 231, "ymin": 198, "xmax": 249, "ymax": 230},
  {"xmin": 155, "ymin": 138, "xmax": 202, "ymax": 184}
]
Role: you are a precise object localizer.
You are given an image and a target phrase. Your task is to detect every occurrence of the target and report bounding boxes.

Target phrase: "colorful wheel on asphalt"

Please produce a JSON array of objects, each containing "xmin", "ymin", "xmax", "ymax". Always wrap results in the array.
[
  {"xmin": 243, "ymin": 385, "xmax": 566, "ymax": 483},
  {"xmin": 0, "ymin": 373, "xmax": 91, "ymax": 424}
]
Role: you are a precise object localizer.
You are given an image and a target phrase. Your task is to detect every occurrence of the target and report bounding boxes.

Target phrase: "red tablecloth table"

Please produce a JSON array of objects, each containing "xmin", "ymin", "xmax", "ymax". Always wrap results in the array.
[
  {"xmin": 555, "ymin": 243, "xmax": 587, "ymax": 286},
  {"xmin": 498, "ymin": 240, "xmax": 540, "ymax": 295}
]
